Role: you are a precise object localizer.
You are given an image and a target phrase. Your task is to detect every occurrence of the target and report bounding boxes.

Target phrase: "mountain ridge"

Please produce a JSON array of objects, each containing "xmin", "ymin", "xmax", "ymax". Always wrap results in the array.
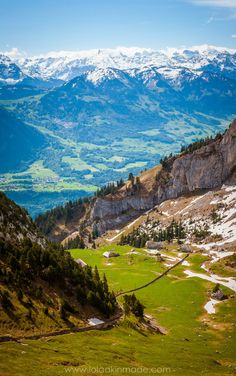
[
  {"xmin": 35, "ymin": 119, "xmax": 236, "ymax": 244},
  {"xmin": 91, "ymin": 119, "xmax": 236, "ymax": 233},
  {"xmin": 2, "ymin": 44, "xmax": 236, "ymax": 82}
]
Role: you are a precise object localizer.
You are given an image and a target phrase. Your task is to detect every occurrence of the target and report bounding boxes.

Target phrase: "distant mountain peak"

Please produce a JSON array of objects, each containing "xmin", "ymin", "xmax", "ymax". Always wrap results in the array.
[
  {"xmin": 2, "ymin": 44, "xmax": 235, "ymax": 83},
  {"xmin": 85, "ymin": 66, "xmax": 130, "ymax": 85},
  {"xmin": 162, "ymin": 44, "xmax": 236, "ymax": 58}
]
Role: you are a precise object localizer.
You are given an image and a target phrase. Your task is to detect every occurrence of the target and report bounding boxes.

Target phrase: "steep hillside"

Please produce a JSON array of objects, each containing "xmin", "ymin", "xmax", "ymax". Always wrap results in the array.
[
  {"xmin": 90, "ymin": 119, "xmax": 236, "ymax": 232},
  {"xmin": 0, "ymin": 108, "xmax": 47, "ymax": 173},
  {"xmin": 0, "ymin": 192, "xmax": 117, "ymax": 337},
  {"xmin": 0, "ymin": 191, "xmax": 46, "ymax": 247},
  {"xmin": 0, "ymin": 84, "xmax": 44, "ymax": 100},
  {"xmin": 36, "ymin": 119, "xmax": 236, "ymax": 244},
  {"xmin": 117, "ymin": 181, "xmax": 236, "ymax": 251}
]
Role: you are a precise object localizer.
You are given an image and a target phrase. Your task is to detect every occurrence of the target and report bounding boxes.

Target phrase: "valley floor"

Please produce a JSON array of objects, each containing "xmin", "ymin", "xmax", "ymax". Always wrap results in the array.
[{"xmin": 0, "ymin": 244, "xmax": 235, "ymax": 376}]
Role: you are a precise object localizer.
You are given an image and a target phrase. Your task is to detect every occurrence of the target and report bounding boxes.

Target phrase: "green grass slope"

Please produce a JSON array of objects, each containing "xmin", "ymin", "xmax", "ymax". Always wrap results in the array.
[
  {"xmin": 0, "ymin": 244, "xmax": 235, "ymax": 376},
  {"xmin": 0, "ymin": 192, "xmax": 117, "ymax": 338}
]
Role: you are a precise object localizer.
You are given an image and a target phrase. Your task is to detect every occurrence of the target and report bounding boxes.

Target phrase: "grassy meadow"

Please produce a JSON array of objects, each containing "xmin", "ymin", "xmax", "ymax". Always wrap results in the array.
[{"xmin": 0, "ymin": 244, "xmax": 235, "ymax": 376}]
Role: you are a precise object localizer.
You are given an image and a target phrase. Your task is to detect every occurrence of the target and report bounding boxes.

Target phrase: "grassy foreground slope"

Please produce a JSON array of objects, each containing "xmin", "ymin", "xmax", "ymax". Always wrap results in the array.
[
  {"xmin": 0, "ymin": 244, "xmax": 235, "ymax": 376},
  {"xmin": 0, "ymin": 192, "xmax": 118, "ymax": 340}
]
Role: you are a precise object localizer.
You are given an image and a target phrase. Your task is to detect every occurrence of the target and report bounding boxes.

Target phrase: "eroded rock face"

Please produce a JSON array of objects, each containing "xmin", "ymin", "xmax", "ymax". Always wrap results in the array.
[
  {"xmin": 91, "ymin": 119, "xmax": 236, "ymax": 234},
  {"xmin": 169, "ymin": 120, "xmax": 236, "ymax": 194},
  {"xmin": 92, "ymin": 195, "xmax": 154, "ymax": 220}
]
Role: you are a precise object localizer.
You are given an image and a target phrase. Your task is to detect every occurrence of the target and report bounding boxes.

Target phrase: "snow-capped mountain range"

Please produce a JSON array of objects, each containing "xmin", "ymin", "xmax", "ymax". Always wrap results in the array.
[
  {"xmin": 0, "ymin": 54, "xmax": 26, "ymax": 85},
  {"xmin": 1, "ymin": 44, "xmax": 236, "ymax": 85},
  {"xmin": 1, "ymin": 44, "xmax": 236, "ymax": 216}
]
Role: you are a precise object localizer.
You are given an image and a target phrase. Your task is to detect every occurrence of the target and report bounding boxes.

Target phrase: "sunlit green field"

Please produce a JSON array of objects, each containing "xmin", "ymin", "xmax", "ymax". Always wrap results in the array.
[{"xmin": 0, "ymin": 245, "xmax": 235, "ymax": 376}]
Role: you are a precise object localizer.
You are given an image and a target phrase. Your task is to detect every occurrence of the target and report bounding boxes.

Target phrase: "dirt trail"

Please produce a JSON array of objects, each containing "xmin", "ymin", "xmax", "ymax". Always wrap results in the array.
[
  {"xmin": 0, "ymin": 255, "xmax": 188, "ymax": 343},
  {"xmin": 0, "ymin": 311, "xmax": 123, "ymax": 343},
  {"xmin": 115, "ymin": 254, "xmax": 189, "ymax": 296}
]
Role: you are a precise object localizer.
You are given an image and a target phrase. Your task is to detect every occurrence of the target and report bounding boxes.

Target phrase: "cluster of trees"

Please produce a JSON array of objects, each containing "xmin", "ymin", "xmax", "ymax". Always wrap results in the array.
[
  {"xmin": 0, "ymin": 238, "xmax": 117, "ymax": 317},
  {"xmin": 180, "ymin": 133, "xmax": 222, "ymax": 155},
  {"xmin": 119, "ymin": 229, "xmax": 148, "ymax": 248},
  {"xmin": 0, "ymin": 192, "xmax": 39, "ymax": 239},
  {"xmin": 123, "ymin": 294, "xmax": 145, "ymax": 318},
  {"xmin": 119, "ymin": 220, "xmax": 186, "ymax": 247},
  {"xmin": 96, "ymin": 173, "xmax": 141, "ymax": 198},
  {"xmin": 160, "ymin": 153, "xmax": 174, "ymax": 169},
  {"xmin": 210, "ymin": 209, "xmax": 221, "ymax": 224},
  {"xmin": 128, "ymin": 173, "xmax": 140, "ymax": 185},
  {"xmin": 192, "ymin": 225, "xmax": 210, "ymax": 240},
  {"xmin": 157, "ymin": 220, "xmax": 186, "ymax": 242},
  {"xmin": 34, "ymin": 171, "xmax": 141, "ymax": 238},
  {"xmin": 0, "ymin": 290, "xmax": 14, "ymax": 311},
  {"xmin": 96, "ymin": 179, "xmax": 124, "ymax": 197},
  {"xmin": 35, "ymin": 197, "xmax": 90, "ymax": 235},
  {"xmin": 63, "ymin": 235, "xmax": 85, "ymax": 250},
  {"xmin": 126, "ymin": 173, "xmax": 142, "ymax": 196},
  {"xmin": 128, "ymin": 173, "xmax": 135, "ymax": 183},
  {"xmin": 160, "ymin": 133, "xmax": 223, "ymax": 171},
  {"xmin": 35, "ymin": 178, "xmax": 126, "ymax": 236}
]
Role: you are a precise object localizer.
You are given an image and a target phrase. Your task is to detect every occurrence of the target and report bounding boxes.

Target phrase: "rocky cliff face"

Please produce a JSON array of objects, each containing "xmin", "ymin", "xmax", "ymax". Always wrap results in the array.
[
  {"xmin": 91, "ymin": 119, "xmax": 236, "ymax": 234},
  {"xmin": 0, "ymin": 192, "xmax": 46, "ymax": 247},
  {"xmin": 37, "ymin": 119, "xmax": 236, "ymax": 242}
]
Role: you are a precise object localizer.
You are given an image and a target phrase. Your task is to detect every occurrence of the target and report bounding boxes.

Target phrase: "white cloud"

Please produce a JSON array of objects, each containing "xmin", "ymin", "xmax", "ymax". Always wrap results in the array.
[
  {"xmin": 232, "ymin": 34, "xmax": 236, "ymax": 37},
  {"xmin": 0, "ymin": 47, "xmax": 26, "ymax": 59},
  {"xmin": 189, "ymin": 0, "xmax": 236, "ymax": 8}
]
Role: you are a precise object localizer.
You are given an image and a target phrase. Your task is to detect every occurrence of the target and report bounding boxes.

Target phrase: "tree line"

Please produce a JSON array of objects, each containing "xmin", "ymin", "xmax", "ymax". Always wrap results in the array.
[
  {"xmin": 35, "ymin": 197, "xmax": 90, "ymax": 235},
  {"xmin": 119, "ymin": 220, "xmax": 186, "ymax": 247},
  {"xmin": 96, "ymin": 179, "xmax": 125, "ymax": 197},
  {"xmin": 160, "ymin": 132, "xmax": 223, "ymax": 169},
  {"xmin": 0, "ymin": 238, "xmax": 117, "ymax": 318}
]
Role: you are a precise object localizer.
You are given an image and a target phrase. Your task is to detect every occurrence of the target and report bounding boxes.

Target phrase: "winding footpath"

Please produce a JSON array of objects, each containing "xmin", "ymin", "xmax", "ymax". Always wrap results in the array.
[
  {"xmin": 115, "ymin": 254, "xmax": 189, "ymax": 297},
  {"xmin": 1, "ymin": 251, "xmax": 234, "ymax": 341},
  {"xmin": 0, "ymin": 311, "xmax": 123, "ymax": 343},
  {"xmin": 0, "ymin": 255, "xmax": 189, "ymax": 343}
]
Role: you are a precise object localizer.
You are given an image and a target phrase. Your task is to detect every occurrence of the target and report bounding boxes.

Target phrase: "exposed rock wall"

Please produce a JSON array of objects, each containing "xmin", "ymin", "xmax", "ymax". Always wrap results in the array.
[{"xmin": 91, "ymin": 119, "xmax": 236, "ymax": 234}]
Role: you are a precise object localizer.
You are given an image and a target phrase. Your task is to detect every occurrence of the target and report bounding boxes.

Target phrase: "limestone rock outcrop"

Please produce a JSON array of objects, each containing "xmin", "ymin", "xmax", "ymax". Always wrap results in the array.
[{"xmin": 91, "ymin": 119, "xmax": 236, "ymax": 234}]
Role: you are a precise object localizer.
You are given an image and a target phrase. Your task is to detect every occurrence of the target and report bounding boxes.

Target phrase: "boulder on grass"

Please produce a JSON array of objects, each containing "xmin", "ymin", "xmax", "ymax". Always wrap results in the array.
[
  {"xmin": 211, "ymin": 289, "xmax": 228, "ymax": 301},
  {"xmin": 146, "ymin": 241, "xmax": 162, "ymax": 250},
  {"xmin": 180, "ymin": 244, "xmax": 192, "ymax": 253},
  {"xmin": 103, "ymin": 251, "xmax": 120, "ymax": 258}
]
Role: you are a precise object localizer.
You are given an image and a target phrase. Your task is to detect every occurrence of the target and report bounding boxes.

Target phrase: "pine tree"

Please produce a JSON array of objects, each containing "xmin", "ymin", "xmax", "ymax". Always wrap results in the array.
[
  {"xmin": 94, "ymin": 265, "xmax": 100, "ymax": 283},
  {"xmin": 128, "ymin": 172, "xmax": 134, "ymax": 185},
  {"xmin": 103, "ymin": 274, "xmax": 109, "ymax": 294}
]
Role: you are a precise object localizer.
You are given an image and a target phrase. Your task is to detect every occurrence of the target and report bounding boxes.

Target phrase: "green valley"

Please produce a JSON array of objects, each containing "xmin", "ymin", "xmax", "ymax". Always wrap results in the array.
[{"xmin": 1, "ymin": 56, "xmax": 235, "ymax": 217}]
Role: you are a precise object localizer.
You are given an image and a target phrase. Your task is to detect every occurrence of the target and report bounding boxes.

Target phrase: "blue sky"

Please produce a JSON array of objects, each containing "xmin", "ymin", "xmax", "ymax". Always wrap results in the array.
[{"xmin": 0, "ymin": 0, "xmax": 236, "ymax": 55}]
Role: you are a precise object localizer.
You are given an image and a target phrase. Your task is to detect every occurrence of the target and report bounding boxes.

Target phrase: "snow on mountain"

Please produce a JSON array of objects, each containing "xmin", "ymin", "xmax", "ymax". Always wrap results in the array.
[
  {"xmin": 85, "ymin": 67, "xmax": 133, "ymax": 86},
  {"xmin": 162, "ymin": 44, "xmax": 236, "ymax": 59},
  {"xmin": 15, "ymin": 47, "xmax": 163, "ymax": 81},
  {"xmin": 0, "ymin": 54, "xmax": 26, "ymax": 85},
  {"xmin": 1, "ymin": 45, "xmax": 236, "ymax": 87},
  {"xmin": 15, "ymin": 45, "xmax": 236, "ymax": 85}
]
